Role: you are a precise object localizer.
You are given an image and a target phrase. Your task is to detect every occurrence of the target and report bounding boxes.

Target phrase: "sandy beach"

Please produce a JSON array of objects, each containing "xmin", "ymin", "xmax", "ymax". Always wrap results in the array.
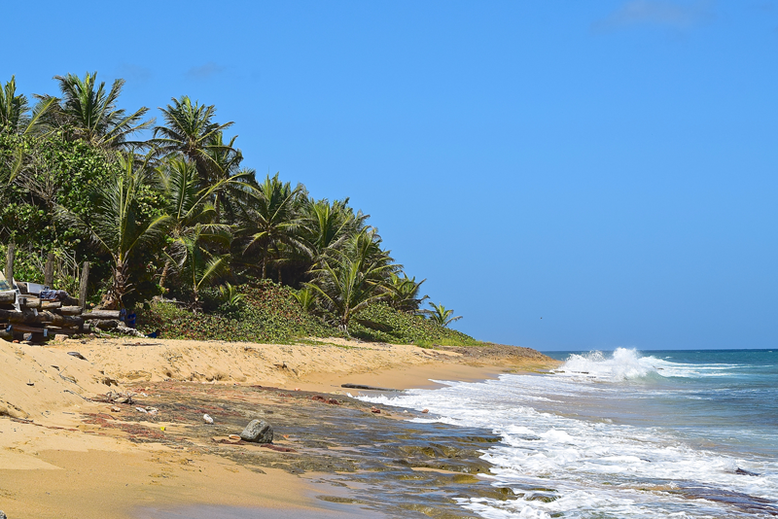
[{"xmin": 0, "ymin": 337, "xmax": 557, "ymax": 518}]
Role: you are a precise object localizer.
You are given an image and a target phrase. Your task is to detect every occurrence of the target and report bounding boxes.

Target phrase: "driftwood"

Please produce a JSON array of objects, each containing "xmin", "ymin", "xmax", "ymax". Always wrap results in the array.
[
  {"xmin": 81, "ymin": 310, "xmax": 121, "ymax": 320},
  {"xmin": 92, "ymin": 319, "xmax": 120, "ymax": 330},
  {"xmin": 0, "ymin": 308, "xmax": 83, "ymax": 328},
  {"xmin": 19, "ymin": 296, "xmax": 41, "ymax": 309},
  {"xmin": 58, "ymin": 306, "xmax": 83, "ymax": 316},
  {"xmin": 0, "ymin": 250, "xmax": 100, "ymax": 343},
  {"xmin": 6, "ymin": 323, "xmax": 47, "ymax": 334},
  {"xmin": 43, "ymin": 325, "xmax": 80, "ymax": 336}
]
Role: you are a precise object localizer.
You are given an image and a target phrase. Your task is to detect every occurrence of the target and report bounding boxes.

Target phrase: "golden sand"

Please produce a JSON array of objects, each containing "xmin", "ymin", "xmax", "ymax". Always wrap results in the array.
[{"xmin": 0, "ymin": 336, "xmax": 558, "ymax": 517}]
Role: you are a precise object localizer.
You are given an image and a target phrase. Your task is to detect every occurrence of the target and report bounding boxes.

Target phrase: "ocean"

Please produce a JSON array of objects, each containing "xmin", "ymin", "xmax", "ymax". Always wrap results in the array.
[{"xmin": 358, "ymin": 348, "xmax": 778, "ymax": 518}]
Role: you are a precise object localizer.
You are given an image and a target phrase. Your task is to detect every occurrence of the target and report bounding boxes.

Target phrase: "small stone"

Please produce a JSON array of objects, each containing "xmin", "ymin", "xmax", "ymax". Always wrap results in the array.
[
  {"xmin": 203, "ymin": 413, "xmax": 214, "ymax": 424},
  {"xmin": 240, "ymin": 419, "xmax": 273, "ymax": 443},
  {"xmin": 0, "ymin": 510, "xmax": 7, "ymax": 518},
  {"xmin": 421, "ymin": 409, "xmax": 429, "ymax": 414}
]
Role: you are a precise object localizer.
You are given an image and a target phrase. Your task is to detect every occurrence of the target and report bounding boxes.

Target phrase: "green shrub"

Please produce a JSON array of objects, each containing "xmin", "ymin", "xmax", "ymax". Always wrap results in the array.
[
  {"xmin": 350, "ymin": 303, "xmax": 479, "ymax": 347},
  {"xmin": 137, "ymin": 280, "xmax": 336, "ymax": 343}
]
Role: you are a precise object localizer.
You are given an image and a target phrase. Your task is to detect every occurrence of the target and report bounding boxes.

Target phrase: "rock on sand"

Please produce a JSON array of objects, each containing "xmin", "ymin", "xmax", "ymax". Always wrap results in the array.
[{"xmin": 240, "ymin": 419, "xmax": 273, "ymax": 443}]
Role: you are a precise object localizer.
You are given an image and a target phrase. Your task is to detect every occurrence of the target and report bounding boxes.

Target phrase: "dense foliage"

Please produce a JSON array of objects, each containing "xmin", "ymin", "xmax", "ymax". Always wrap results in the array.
[
  {"xmin": 0, "ymin": 72, "xmax": 473, "ymax": 344},
  {"xmin": 137, "ymin": 282, "xmax": 335, "ymax": 343},
  {"xmin": 351, "ymin": 303, "xmax": 478, "ymax": 347}
]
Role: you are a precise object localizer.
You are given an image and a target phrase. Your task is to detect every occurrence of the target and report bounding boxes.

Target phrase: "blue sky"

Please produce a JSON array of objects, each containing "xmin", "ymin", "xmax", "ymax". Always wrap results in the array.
[{"xmin": 3, "ymin": 1, "xmax": 776, "ymax": 350}]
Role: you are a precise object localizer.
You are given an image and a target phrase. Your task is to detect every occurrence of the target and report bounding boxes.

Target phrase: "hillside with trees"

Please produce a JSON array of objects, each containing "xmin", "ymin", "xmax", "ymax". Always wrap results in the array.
[{"xmin": 0, "ymin": 72, "xmax": 475, "ymax": 346}]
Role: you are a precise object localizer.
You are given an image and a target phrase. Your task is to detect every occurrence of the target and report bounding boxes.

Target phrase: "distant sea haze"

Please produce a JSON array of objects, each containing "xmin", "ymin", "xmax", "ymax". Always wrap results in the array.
[{"xmin": 360, "ymin": 348, "xmax": 778, "ymax": 518}]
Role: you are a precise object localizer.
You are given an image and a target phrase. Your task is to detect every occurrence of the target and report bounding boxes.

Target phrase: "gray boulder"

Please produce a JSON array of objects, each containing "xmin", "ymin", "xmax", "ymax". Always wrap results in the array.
[
  {"xmin": 1, "ymin": 510, "xmax": 7, "ymax": 518},
  {"xmin": 240, "ymin": 419, "xmax": 273, "ymax": 443}
]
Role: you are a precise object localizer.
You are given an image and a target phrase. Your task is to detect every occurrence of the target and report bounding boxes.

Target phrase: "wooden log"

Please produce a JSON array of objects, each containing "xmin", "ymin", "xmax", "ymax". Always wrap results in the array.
[
  {"xmin": 41, "ymin": 301, "xmax": 62, "ymax": 310},
  {"xmin": 62, "ymin": 295, "xmax": 80, "ymax": 306},
  {"xmin": 39, "ymin": 311, "xmax": 83, "ymax": 328},
  {"xmin": 0, "ymin": 292, "xmax": 15, "ymax": 304},
  {"xmin": 0, "ymin": 308, "xmax": 83, "ymax": 328},
  {"xmin": 58, "ymin": 306, "xmax": 83, "ymax": 316},
  {"xmin": 44, "ymin": 252, "xmax": 55, "ymax": 287},
  {"xmin": 19, "ymin": 296, "xmax": 41, "ymax": 310},
  {"xmin": 4, "ymin": 243, "xmax": 13, "ymax": 285},
  {"xmin": 7, "ymin": 323, "xmax": 46, "ymax": 334},
  {"xmin": 81, "ymin": 310, "xmax": 121, "ymax": 320},
  {"xmin": 0, "ymin": 308, "xmax": 32, "ymax": 322},
  {"xmin": 44, "ymin": 326, "xmax": 80, "ymax": 335},
  {"xmin": 79, "ymin": 261, "xmax": 90, "ymax": 308},
  {"xmin": 93, "ymin": 319, "xmax": 120, "ymax": 330}
]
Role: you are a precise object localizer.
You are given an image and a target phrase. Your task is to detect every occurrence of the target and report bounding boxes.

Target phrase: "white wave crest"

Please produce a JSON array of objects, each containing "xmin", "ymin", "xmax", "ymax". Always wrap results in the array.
[{"xmin": 553, "ymin": 348, "xmax": 663, "ymax": 381}]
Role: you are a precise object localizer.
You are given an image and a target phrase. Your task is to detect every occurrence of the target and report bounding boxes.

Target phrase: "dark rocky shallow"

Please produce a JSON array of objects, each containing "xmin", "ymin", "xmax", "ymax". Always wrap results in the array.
[{"xmin": 96, "ymin": 381, "xmax": 523, "ymax": 519}]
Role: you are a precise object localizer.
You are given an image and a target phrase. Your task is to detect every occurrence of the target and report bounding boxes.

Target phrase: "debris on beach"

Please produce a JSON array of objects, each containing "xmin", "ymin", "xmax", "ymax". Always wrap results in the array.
[
  {"xmin": 240, "ymin": 419, "xmax": 273, "ymax": 443},
  {"xmin": 311, "ymin": 395, "xmax": 340, "ymax": 405},
  {"xmin": 105, "ymin": 390, "xmax": 134, "ymax": 404},
  {"xmin": 341, "ymin": 383, "xmax": 397, "ymax": 392}
]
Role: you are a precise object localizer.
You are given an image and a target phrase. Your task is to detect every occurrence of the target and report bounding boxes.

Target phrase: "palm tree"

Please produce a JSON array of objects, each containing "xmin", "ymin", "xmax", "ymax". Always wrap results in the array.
[
  {"xmin": 40, "ymin": 72, "xmax": 151, "ymax": 148},
  {"xmin": 300, "ymin": 197, "xmax": 366, "ymax": 269},
  {"xmin": 177, "ymin": 222, "xmax": 232, "ymax": 303},
  {"xmin": 56, "ymin": 152, "xmax": 171, "ymax": 308},
  {"xmin": 156, "ymin": 157, "xmax": 237, "ymax": 300},
  {"xmin": 423, "ymin": 302, "xmax": 462, "ymax": 327},
  {"xmin": 201, "ymin": 132, "xmax": 256, "ymax": 221},
  {"xmin": 385, "ymin": 273, "xmax": 428, "ymax": 312},
  {"xmin": 238, "ymin": 173, "xmax": 307, "ymax": 281},
  {"xmin": 153, "ymin": 96, "xmax": 234, "ymax": 184},
  {"xmin": 292, "ymin": 286, "xmax": 317, "ymax": 312},
  {"xmin": 306, "ymin": 229, "xmax": 398, "ymax": 333},
  {"xmin": 0, "ymin": 76, "xmax": 29, "ymax": 133},
  {"xmin": 0, "ymin": 76, "xmax": 56, "ymax": 136}
]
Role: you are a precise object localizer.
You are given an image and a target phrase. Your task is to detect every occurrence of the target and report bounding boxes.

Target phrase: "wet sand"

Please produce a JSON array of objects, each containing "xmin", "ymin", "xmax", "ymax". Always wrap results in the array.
[{"xmin": 0, "ymin": 336, "xmax": 557, "ymax": 518}]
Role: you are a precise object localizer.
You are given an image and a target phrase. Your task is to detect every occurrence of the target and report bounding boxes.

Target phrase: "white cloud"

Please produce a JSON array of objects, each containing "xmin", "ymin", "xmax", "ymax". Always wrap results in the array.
[
  {"xmin": 185, "ymin": 62, "xmax": 225, "ymax": 80},
  {"xmin": 592, "ymin": 0, "xmax": 715, "ymax": 32}
]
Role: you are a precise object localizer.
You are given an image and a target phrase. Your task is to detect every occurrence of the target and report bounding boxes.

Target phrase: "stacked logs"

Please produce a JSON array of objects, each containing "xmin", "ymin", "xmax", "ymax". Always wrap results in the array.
[{"xmin": 0, "ymin": 282, "xmax": 121, "ymax": 343}]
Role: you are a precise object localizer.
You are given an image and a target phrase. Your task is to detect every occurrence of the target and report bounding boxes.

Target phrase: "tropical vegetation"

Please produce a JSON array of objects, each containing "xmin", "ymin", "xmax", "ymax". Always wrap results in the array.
[{"xmin": 0, "ymin": 72, "xmax": 470, "ymax": 344}]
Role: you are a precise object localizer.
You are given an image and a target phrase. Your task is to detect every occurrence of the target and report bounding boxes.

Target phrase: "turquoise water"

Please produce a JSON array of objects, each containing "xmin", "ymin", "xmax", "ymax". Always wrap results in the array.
[{"xmin": 361, "ymin": 348, "xmax": 778, "ymax": 518}]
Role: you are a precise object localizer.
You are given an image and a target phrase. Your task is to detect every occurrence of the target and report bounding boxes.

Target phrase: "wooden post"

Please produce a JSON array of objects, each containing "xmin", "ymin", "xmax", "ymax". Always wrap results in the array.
[
  {"xmin": 5, "ymin": 243, "xmax": 14, "ymax": 285},
  {"xmin": 79, "ymin": 261, "xmax": 90, "ymax": 308},
  {"xmin": 44, "ymin": 252, "xmax": 55, "ymax": 287}
]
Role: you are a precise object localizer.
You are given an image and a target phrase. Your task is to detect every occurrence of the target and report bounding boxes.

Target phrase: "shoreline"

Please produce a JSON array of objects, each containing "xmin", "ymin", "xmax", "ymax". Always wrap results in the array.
[{"xmin": 0, "ymin": 336, "xmax": 559, "ymax": 518}]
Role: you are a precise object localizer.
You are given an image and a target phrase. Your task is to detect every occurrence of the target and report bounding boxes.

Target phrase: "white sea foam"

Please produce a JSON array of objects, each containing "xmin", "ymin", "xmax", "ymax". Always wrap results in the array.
[
  {"xmin": 551, "ymin": 348, "xmax": 745, "ymax": 381},
  {"xmin": 357, "ymin": 369, "xmax": 778, "ymax": 518}
]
